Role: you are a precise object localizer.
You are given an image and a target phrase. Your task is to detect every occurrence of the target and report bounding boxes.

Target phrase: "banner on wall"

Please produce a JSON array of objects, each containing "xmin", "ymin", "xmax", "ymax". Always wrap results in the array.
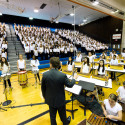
[{"xmin": 112, "ymin": 34, "xmax": 121, "ymax": 39}]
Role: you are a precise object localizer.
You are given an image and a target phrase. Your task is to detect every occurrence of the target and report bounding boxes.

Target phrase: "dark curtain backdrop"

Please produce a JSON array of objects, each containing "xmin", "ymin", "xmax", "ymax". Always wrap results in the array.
[{"xmin": 78, "ymin": 16, "xmax": 123, "ymax": 45}]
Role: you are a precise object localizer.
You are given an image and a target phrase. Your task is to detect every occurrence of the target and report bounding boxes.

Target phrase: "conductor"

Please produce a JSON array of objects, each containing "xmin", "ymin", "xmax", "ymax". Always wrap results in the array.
[{"xmin": 41, "ymin": 57, "xmax": 76, "ymax": 125}]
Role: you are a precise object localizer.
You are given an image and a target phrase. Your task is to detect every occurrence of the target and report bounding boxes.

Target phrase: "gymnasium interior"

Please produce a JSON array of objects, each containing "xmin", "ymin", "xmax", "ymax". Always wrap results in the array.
[{"xmin": 0, "ymin": 0, "xmax": 125, "ymax": 125}]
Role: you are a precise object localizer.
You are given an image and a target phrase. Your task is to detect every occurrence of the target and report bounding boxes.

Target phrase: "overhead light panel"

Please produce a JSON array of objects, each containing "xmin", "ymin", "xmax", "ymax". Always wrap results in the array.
[
  {"xmin": 34, "ymin": 9, "xmax": 39, "ymax": 13},
  {"xmin": 81, "ymin": 23, "xmax": 84, "ymax": 26},
  {"xmin": 56, "ymin": 21, "xmax": 59, "ymax": 23},
  {"xmin": 0, "ymin": 12, "xmax": 2, "ymax": 16},
  {"xmin": 115, "ymin": 10, "xmax": 119, "ymax": 13},
  {"xmin": 111, "ymin": 11, "xmax": 115, "ymax": 14},
  {"xmin": 72, "ymin": 24, "xmax": 75, "ymax": 25},
  {"xmin": 111, "ymin": 9, "xmax": 119, "ymax": 14},
  {"xmin": 29, "ymin": 17, "xmax": 33, "ymax": 20},
  {"xmin": 83, "ymin": 19, "xmax": 87, "ymax": 22},
  {"xmin": 92, "ymin": 1, "xmax": 99, "ymax": 6},
  {"xmin": 70, "ymin": 13, "xmax": 74, "ymax": 16}
]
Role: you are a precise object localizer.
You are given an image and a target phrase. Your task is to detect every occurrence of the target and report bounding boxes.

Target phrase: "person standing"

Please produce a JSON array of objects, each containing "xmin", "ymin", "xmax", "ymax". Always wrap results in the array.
[
  {"xmin": 30, "ymin": 55, "xmax": 40, "ymax": 83},
  {"xmin": 17, "ymin": 54, "xmax": 26, "ymax": 71},
  {"xmin": 0, "ymin": 57, "xmax": 12, "ymax": 92},
  {"xmin": 41, "ymin": 57, "xmax": 77, "ymax": 125},
  {"xmin": 25, "ymin": 43, "xmax": 30, "ymax": 60}
]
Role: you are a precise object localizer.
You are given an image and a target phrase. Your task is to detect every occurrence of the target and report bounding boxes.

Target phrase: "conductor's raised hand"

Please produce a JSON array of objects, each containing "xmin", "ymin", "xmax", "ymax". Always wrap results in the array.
[{"xmin": 74, "ymin": 73, "xmax": 78, "ymax": 79}]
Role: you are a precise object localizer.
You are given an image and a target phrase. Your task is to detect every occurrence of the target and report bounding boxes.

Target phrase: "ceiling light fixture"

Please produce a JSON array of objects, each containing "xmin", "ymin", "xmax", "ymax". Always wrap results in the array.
[
  {"xmin": 0, "ymin": 12, "xmax": 2, "ymax": 16},
  {"xmin": 72, "ymin": 24, "xmax": 75, "ymax": 25},
  {"xmin": 111, "ymin": 11, "xmax": 115, "ymax": 14},
  {"xmin": 70, "ymin": 13, "xmax": 74, "ymax": 16},
  {"xmin": 29, "ymin": 17, "xmax": 33, "ymax": 20},
  {"xmin": 115, "ymin": 10, "xmax": 119, "ymax": 13},
  {"xmin": 56, "ymin": 21, "xmax": 59, "ymax": 23},
  {"xmin": 92, "ymin": 1, "xmax": 99, "ymax": 6},
  {"xmin": 80, "ymin": 23, "xmax": 84, "ymax": 26},
  {"xmin": 83, "ymin": 19, "xmax": 87, "ymax": 22},
  {"xmin": 34, "ymin": 9, "xmax": 39, "ymax": 13}
]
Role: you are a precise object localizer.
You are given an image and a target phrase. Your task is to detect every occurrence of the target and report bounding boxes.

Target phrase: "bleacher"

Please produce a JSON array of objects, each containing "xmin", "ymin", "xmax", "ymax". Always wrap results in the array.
[{"xmin": 1, "ymin": 23, "xmax": 120, "ymax": 75}]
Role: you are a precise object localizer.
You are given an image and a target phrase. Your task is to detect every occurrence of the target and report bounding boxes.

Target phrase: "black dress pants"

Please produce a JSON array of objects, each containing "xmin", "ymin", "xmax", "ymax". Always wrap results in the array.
[
  {"xmin": 26, "ymin": 53, "xmax": 30, "ymax": 59},
  {"xmin": 49, "ymin": 105, "xmax": 68, "ymax": 125},
  {"xmin": 4, "ymin": 79, "xmax": 11, "ymax": 88},
  {"xmin": 31, "ymin": 50, "xmax": 34, "ymax": 58}
]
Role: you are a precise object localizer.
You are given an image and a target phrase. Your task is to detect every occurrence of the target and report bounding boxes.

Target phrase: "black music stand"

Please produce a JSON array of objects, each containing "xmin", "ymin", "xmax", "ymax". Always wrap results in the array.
[
  {"xmin": 78, "ymin": 80, "xmax": 95, "ymax": 116},
  {"xmin": 65, "ymin": 84, "xmax": 82, "ymax": 119},
  {"xmin": 3, "ymin": 87, "xmax": 12, "ymax": 106},
  {"xmin": 2, "ymin": 75, "xmax": 12, "ymax": 106}
]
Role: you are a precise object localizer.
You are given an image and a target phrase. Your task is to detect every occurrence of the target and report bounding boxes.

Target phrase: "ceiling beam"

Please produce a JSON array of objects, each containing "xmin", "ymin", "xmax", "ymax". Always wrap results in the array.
[{"xmin": 67, "ymin": 0, "xmax": 125, "ymax": 21}]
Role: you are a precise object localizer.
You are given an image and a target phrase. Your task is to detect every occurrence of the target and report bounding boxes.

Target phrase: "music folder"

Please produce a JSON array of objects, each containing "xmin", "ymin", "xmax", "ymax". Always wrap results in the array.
[
  {"xmin": 65, "ymin": 84, "xmax": 82, "ymax": 95},
  {"xmin": 78, "ymin": 80, "xmax": 95, "ymax": 91}
]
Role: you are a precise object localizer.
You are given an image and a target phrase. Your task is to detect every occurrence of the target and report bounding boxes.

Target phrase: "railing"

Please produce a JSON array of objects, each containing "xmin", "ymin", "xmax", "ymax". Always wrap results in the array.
[{"xmin": 9, "ymin": 25, "xmax": 19, "ymax": 57}]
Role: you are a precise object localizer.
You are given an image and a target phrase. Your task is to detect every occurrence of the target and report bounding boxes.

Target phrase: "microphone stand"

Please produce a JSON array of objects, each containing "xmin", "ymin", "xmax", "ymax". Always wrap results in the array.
[
  {"xmin": 2, "ymin": 73, "xmax": 12, "ymax": 106},
  {"xmin": 91, "ymin": 58, "xmax": 94, "ymax": 75},
  {"xmin": 0, "ymin": 102, "xmax": 7, "ymax": 111}
]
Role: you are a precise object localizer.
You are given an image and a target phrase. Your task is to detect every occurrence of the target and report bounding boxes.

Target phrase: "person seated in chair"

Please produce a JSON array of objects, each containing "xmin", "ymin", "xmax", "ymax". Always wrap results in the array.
[
  {"xmin": 95, "ymin": 60, "xmax": 107, "ymax": 76},
  {"xmin": 110, "ymin": 51, "xmax": 119, "ymax": 59},
  {"xmin": 117, "ymin": 81, "xmax": 125, "ymax": 103},
  {"xmin": 75, "ymin": 52, "xmax": 82, "ymax": 72},
  {"xmin": 80, "ymin": 57, "xmax": 91, "ymax": 74},
  {"xmin": 87, "ymin": 51, "xmax": 93, "ymax": 63},
  {"xmin": 66, "ymin": 56, "xmax": 74, "ymax": 72},
  {"xmin": 100, "ymin": 51, "xmax": 107, "ymax": 58},
  {"xmin": 102, "ymin": 93, "xmax": 122, "ymax": 124},
  {"xmin": 74, "ymin": 86, "xmax": 104, "ymax": 116},
  {"xmin": 116, "ymin": 81, "xmax": 125, "ymax": 112},
  {"xmin": 110, "ymin": 55, "xmax": 118, "ymax": 80},
  {"xmin": 76, "ymin": 52, "xmax": 82, "ymax": 62},
  {"xmin": 95, "ymin": 60, "xmax": 108, "ymax": 95},
  {"xmin": 100, "ymin": 55, "xmax": 106, "ymax": 64},
  {"xmin": 121, "ymin": 49, "xmax": 125, "ymax": 59}
]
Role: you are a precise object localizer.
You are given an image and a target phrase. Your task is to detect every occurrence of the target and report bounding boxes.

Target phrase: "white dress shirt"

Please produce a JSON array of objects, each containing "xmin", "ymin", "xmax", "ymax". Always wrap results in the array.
[{"xmin": 30, "ymin": 60, "xmax": 39, "ymax": 71}]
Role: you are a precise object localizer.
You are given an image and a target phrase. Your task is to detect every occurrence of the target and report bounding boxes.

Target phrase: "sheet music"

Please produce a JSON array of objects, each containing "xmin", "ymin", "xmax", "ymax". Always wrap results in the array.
[
  {"xmin": 106, "ymin": 68, "xmax": 125, "ymax": 73},
  {"xmin": 66, "ymin": 75, "xmax": 112, "ymax": 88},
  {"xmin": 41, "ymin": 70, "xmax": 112, "ymax": 88},
  {"xmin": 65, "ymin": 84, "xmax": 82, "ymax": 95}
]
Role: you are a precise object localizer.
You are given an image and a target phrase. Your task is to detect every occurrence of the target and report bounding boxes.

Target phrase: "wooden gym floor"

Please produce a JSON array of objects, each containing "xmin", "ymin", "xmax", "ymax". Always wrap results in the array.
[{"xmin": 0, "ymin": 65, "xmax": 125, "ymax": 125}]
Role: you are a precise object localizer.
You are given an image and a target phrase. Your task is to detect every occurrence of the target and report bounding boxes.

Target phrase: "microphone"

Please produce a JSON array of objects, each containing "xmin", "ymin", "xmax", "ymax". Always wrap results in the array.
[
  {"xmin": 72, "ymin": 68, "xmax": 77, "ymax": 78},
  {"xmin": 68, "ymin": 68, "xmax": 77, "ymax": 79}
]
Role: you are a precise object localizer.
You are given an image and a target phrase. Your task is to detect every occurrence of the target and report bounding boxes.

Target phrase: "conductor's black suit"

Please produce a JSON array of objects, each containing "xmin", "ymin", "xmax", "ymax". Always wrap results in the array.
[{"xmin": 42, "ymin": 69, "xmax": 75, "ymax": 125}]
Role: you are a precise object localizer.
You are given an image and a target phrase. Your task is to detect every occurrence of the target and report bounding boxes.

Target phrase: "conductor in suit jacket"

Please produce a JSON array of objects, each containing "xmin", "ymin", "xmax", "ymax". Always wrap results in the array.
[{"xmin": 41, "ymin": 57, "xmax": 76, "ymax": 125}]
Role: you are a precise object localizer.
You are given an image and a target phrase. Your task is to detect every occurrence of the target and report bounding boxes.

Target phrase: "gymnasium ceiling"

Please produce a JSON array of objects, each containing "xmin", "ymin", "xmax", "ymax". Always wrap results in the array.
[{"xmin": 0, "ymin": 0, "xmax": 125, "ymax": 25}]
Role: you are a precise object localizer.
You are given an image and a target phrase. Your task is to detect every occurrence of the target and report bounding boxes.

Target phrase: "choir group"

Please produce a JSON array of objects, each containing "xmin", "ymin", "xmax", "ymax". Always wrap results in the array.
[
  {"xmin": 0, "ymin": 22, "xmax": 7, "ymax": 60},
  {"xmin": 14, "ymin": 24, "xmax": 109, "ymax": 60}
]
